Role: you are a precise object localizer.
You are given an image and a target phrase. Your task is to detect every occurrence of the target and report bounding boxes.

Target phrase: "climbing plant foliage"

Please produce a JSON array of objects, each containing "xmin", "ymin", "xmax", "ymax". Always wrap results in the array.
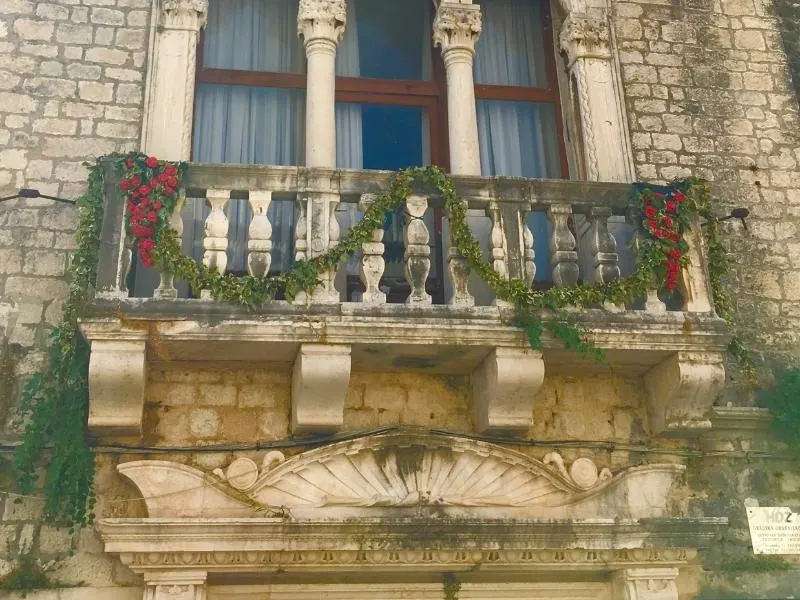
[{"xmin": 13, "ymin": 152, "xmax": 750, "ymax": 529}]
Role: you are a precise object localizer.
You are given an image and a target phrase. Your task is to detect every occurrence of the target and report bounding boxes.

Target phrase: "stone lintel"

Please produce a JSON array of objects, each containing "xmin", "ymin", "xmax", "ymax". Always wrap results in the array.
[
  {"xmin": 291, "ymin": 343, "xmax": 351, "ymax": 434},
  {"xmin": 88, "ymin": 337, "xmax": 148, "ymax": 436},
  {"xmin": 644, "ymin": 351, "xmax": 725, "ymax": 437},
  {"xmin": 473, "ymin": 347, "xmax": 544, "ymax": 434}
]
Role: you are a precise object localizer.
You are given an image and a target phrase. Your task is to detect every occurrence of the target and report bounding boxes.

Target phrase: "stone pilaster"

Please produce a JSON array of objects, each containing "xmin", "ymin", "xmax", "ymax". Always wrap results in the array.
[
  {"xmin": 142, "ymin": 0, "xmax": 208, "ymax": 160},
  {"xmin": 558, "ymin": 0, "xmax": 632, "ymax": 182}
]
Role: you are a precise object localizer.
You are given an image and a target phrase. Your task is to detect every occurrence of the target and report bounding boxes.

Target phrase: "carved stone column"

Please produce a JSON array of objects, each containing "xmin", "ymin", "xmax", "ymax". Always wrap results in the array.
[
  {"xmin": 558, "ymin": 0, "xmax": 632, "ymax": 183},
  {"xmin": 144, "ymin": 570, "xmax": 207, "ymax": 600},
  {"xmin": 298, "ymin": 0, "xmax": 345, "ymax": 168},
  {"xmin": 433, "ymin": 1, "xmax": 482, "ymax": 176},
  {"xmin": 434, "ymin": 2, "xmax": 482, "ymax": 307},
  {"xmin": 614, "ymin": 568, "xmax": 679, "ymax": 600},
  {"xmin": 142, "ymin": 0, "xmax": 208, "ymax": 160}
]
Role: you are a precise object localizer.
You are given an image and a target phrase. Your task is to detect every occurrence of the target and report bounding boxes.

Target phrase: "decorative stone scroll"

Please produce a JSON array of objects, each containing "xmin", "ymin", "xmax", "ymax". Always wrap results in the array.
[
  {"xmin": 144, "ymin": 570, "xmax": 207, "ymax": 600},
  {"xmin": 644, "ymin": 351, "xmax": 726, "ymax": 436},
  {"xmin": 88, "ymin": 335, "xmax": 148, "ymax": 436},
  {"xmin": 118, "ymin": 430, "xmax": 685, "ymax": 520},
  {"xmin": 291, "ymin": 343, "xmax": 351, "ymax": 433}
]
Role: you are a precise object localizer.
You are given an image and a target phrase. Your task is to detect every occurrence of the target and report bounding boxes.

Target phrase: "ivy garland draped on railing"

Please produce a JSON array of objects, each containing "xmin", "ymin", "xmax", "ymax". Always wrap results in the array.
[{"xmin": 12, "ymin": 151, "xmax": 753, "ymax": 528}]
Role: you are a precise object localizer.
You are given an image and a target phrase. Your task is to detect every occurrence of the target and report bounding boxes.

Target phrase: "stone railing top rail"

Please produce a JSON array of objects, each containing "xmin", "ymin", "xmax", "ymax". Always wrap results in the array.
[{"xmin": 168, "ymin": 161, "xmax": 634, "ymax": 212}]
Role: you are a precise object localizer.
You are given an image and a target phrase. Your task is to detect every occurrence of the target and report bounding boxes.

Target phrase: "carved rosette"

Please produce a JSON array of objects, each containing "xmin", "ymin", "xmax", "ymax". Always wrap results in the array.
[
  {"xmin": 433, "ymin": 2, "xmax": 482, "ymax": 55},
  {"xmin": 160, "ymin": 0, "xmax": 208, "ymax": 31},
  {"xmin": 297, "ymin": 0, "xmax": 347, "ymax": 45},
  {"xmin": 559, "ymin": 13, "xmax": 611, "ymax": 66}
]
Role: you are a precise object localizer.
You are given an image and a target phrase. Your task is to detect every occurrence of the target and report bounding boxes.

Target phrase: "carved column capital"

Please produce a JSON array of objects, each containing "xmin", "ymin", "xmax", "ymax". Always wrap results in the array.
[
  {"xmin": 559, "ymin": 13, "xmax": 611, "ymax": 66},
  {"xmin": 614, "ymin": 568, "xmax": 679, "ymax": 600},
  {"xmin": 433, "ymin": 2, "xmax": 482, "ymax": 57},
  {"xmin": 160, "ymin": 0, "xmax": 208, "ymax": 31},
  {"xmin": 297, "ymin": 0, "xmax": 347, "ymax": 47}
]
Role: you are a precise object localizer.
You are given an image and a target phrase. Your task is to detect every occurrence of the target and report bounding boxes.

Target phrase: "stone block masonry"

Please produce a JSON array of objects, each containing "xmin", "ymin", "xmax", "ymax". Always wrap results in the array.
[
  {"xmin": 0, "ymin": 0, "xmax": 151, "ymax": 396},
  {"xmin": 614, "ymin": 0, "xmax": 800, "ymax": 363}
]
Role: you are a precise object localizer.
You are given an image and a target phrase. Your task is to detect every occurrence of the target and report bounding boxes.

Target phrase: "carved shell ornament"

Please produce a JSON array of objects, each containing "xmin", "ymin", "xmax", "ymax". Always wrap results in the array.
[{"xmin": 118, "ymin": 431, "xmax": 684, "ymax": 520}]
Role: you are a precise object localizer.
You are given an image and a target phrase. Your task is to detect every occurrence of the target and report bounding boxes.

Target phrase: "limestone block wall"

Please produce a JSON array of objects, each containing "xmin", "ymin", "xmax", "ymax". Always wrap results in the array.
[
  {"xmin": 0, "ymin": 0, "xmax": 151, "ymax": 590},
  {"xmin": 613, "ymin": 0, "xmax": 800, "ymax": 365},
  {"xmin": 0, "ymin": 0, "xmax": 150, "ymax": 413}
]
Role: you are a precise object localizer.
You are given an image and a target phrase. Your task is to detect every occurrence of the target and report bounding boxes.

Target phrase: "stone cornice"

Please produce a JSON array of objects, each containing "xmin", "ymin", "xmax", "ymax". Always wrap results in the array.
[
  {"xmin": 100, "ymin": 517, "xmax": 726, "ymax": 573},
  {"xmin": 297, "ymin": 0, "xmax": 347, "ymax": 45},
  {"xmin": 433, "ymin": 2, "xmax": 482, "ymax": 54}
]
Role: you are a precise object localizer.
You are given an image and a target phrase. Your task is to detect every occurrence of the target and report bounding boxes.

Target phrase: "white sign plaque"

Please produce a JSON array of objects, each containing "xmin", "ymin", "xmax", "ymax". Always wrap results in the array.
[{"xmin": 746, "ymin": 505, "xmax": 800, "ymax": 555}]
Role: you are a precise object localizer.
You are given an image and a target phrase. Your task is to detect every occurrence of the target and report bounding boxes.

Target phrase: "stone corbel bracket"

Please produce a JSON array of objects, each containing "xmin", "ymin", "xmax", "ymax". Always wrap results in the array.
[
  {"xmin": 473, "ymin": 347, "xmax": 544, "ymax": 433},
  {"xmin": 87, "ymin": 332, "xmax": 148, "ymax": 436},
  {"xmin": 644, "ymin": 351, "xmax": 725, "ymax": 437},
  {"xmin": 292, "ymin": 343, "xmax": 351, "ymax": 434}
]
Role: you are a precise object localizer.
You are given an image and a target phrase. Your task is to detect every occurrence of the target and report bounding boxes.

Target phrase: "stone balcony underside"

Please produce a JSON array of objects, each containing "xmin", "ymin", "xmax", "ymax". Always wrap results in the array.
[{"xmin": 82, "ymin": 163, "xmax": 730, "ymax": 439}]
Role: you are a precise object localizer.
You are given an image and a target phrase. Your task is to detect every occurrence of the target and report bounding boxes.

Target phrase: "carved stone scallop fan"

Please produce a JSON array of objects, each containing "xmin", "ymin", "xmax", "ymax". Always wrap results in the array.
[{"xmin": 118, "ymin": 430, "xmax": 684, "ymax": 520}]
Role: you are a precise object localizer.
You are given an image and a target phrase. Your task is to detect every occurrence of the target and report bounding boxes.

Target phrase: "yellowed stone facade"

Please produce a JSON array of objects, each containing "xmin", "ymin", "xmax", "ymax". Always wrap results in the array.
[{"xmin": 0, "ymin": 0, "xmax": 799, "ymax": 598}]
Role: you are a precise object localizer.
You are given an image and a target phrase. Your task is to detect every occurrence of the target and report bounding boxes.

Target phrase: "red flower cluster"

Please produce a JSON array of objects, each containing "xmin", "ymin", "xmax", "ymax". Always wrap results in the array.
[
  {"xmin": 641, "ymin": 189, "xmax": 688, "ymax": 291},
  {"xmin": 119, "ymin": 154, "xmax": 182, "ymax": 268}
]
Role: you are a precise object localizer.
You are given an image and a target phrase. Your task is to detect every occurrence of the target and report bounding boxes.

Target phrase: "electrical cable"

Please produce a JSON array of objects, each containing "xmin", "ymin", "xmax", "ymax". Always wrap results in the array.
[{"xmin": 0, "ymin": 424, "xmax": 792, "ymax": 460}]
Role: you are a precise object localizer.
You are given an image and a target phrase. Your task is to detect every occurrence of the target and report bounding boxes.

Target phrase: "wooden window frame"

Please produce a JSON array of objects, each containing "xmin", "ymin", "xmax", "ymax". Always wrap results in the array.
[{"xmin": 194, "ymin": 0, "xmax": 568, "ymax": 177}]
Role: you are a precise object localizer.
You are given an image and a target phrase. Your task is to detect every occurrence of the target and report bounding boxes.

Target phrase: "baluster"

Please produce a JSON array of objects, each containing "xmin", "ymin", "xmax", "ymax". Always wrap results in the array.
[
  {"xmin": 589, "ymin": 206, "xmax": 620, "ymax": 284},
  {"xmin": 309, "ymin": 194, "xmax": 340, "ymax": 304},
  {"xmin": 487, "ymin": 203, "xmax": 513, "ymax": 308},
  {"xmin": 247, "ymin": 190, "xmax": 272, "ymax": 277},
  {"xmin": 404, "ymin": 194, "xmax": 431, "ymax": 305},
  {"xmin": 293, "ymin": 196, "xmax": 309, "ymax": 304},
  {"xmin": 522, "ymin": 208, "xmax": 536, "ymax": 288},
  {"xmin": 626, "ymin": 206, "xmax": 666, "ymax": 313},
  {"xmin": 201, "ymin": 188, "xmax": 230, "ymax": 299},
  {"xmin": 448, "ymin": 202, "xmax": 475, "ymax": 307},
  {"xmin": 358, "ymin": 194, "xmax": 386, "ymax": 305},
  {"xmin": 154, "ymin": 190, "xmax": 186, "ymax": 299},
  {"xmin": 488, "ymin": 204, "xmax": 507, "ymax": 280},
  {"xmin": 547, "ymin": 204, "xmax": 579, "ymax": 287}
]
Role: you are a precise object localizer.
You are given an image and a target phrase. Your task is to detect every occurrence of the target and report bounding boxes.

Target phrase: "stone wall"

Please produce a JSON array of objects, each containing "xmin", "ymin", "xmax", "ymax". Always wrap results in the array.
[
  {"xmin": 775, "ymin": 0, "xmax": 799, "ymax": 96},
  {"xmin": 614, "ymin": 0, "xmax": 800, "ymax": 368},
  {"xmin": 613, "ymin": 0, "xmax": 800, "ymax": 595},
  {"xmin": 0, "ymin": 0, "xmax": 151, "ymax": 590}
]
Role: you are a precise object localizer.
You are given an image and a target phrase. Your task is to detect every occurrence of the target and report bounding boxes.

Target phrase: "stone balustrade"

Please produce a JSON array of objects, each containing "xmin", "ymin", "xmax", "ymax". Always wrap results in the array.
[{"xmin": 82, "ymin": 162, "xmax": 729, "ymax": 440}]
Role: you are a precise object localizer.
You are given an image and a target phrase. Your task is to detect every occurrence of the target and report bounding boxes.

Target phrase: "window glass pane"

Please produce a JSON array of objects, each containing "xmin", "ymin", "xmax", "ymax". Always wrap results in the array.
[
  {"xmin": 474, "ymin": 0, "xmax": 549, "ymax": 87},
  {"xmin": 337, "ymin": 0, "xmax": 432, "ymax": 80},
  {"xmin": 335, "ymin": 103, "xmax": 430, "ymax": 170},
  {"xmin": 477, "ymin": 100, "xmax": 560, "ymax": 178},
  {"xmin": 203, "ymin": 0, "xmax": 304, "ymax": 74}
]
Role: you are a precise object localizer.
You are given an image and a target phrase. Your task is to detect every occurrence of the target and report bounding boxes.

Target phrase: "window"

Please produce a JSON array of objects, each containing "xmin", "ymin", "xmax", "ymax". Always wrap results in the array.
[{"xmin": 190, "ymin": 0, "xmax": 568, "ymax": 297}]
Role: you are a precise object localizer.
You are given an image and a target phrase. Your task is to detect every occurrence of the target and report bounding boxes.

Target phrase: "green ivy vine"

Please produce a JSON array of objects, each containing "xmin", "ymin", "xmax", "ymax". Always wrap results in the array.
[
  {"xmin": 12, "ymin": 159, "xmax": 104, "ymax": 528},
  {"xmin": 12, "ymin": 152, "xmax": 751, "ymax": 529}
]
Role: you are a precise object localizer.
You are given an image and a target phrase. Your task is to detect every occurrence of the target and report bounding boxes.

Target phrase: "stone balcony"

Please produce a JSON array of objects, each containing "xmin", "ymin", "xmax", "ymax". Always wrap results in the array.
[{"xmin": 80, "ymin": 163, "xmax": 730, "ymax": 439}]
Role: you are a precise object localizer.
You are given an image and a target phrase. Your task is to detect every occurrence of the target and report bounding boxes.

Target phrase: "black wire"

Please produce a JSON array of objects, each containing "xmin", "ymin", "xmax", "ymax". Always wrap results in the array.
[{"xmin": 0, "ymin": 425, "xmax": 791, "ymax": 460}]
